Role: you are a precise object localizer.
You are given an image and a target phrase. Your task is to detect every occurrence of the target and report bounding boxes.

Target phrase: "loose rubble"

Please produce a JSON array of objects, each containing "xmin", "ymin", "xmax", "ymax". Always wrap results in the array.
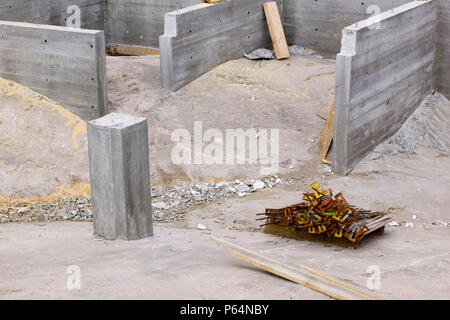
[
  {"xmin": 0, "ymin": 176, "xmax": 298, "ymax": 224},
  {"xmin": 0, "ymin": 196, "xmax": 93, "ymax": 224},
  {"xmin": 244, "ymin": 45, "xmax": 323, "ymax": 60}
]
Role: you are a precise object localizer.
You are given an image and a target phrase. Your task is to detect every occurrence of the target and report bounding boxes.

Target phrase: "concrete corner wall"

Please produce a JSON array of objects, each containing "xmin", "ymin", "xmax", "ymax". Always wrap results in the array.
[
  {"xmin": 0, "ymin": 21, "xmax": 107, "ymax": 120},
  {"xmin": 435, "ymin": 0, "xmax": 450, "ymax": 98},
  {"xmin": 0, "ymin": 0, "xmax": 105, "ymax": 30},
  {"xmin": 160, "ymin": 0, "xmax": 283, "ymax": 92},
  {"xmin": 282, "ymin": 0, "xmax": 412, "ymax": 58},
  {"xmin": 105, "ymin": 0, "xmax": 202, "ymax": 48},
  {"xmin": 333, "ymin": 0, "xmax": 437, "ymax": 174}
]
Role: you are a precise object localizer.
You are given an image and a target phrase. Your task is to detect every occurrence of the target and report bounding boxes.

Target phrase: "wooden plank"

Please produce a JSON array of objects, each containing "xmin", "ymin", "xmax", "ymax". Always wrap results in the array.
[
  {"xmin": 202, "ymin": 0, "xmax": 226, "ymax": 3},
  {"xmin": 263, "ymin": 2, "xmax": 290, "ymax": 60},
  {"xmin": 319, "ymin": 104, "xmax": 335, "ymax": 161},
  {"xmin": 212, "ymin": 236, "xmax": 383, "ymax": 300},
  {"xmin": 107, "ymin": 45, "xmax": 159, "ymax": 56}
]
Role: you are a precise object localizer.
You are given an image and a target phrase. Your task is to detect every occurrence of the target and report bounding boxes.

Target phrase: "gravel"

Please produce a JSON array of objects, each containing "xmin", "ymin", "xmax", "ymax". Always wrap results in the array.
[
  {"xmin": 0, "ymin": 176, "xmax": 298, "ymax": 224},
  {"xmin": 368, "ymin": 92, "xmax": 445, "ymax": 159},
  {"xmin": 244, "ymin": 45, "xmax": 323, "ymax": 61}
]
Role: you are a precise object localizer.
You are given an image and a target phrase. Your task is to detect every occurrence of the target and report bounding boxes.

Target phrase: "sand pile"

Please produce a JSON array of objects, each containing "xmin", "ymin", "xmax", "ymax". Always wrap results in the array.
[
  {"xmin": 369, "ymin": 92, "xmax": 450, "ymax": 159},
  {"xmin": 0, "ymin": 78, "xmax": 89, "ymax": 199}
]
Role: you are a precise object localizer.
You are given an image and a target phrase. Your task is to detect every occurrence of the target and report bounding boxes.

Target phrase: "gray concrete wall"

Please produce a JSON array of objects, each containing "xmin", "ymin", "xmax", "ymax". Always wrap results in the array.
[
  {"xmin": 0, "ymin": 0, "xmax": 105, "ymax": 30},
  {"xmin": 88, "ymin": 113, "xmax": 153, "ymax": 241},
  {"xmin": 282, "ymin": 0, "xmax": 412, "ymax": 58},
  {"xmin": 105, "ymin": 0, "xmax": 202, "ymax": 48},
  {"xmin": 160, "ymin": 0, "xmax": 283, "ymax": 92},
  {"xmin": 0, "ymin": 21, "xmax": 107, "ymax": 120},
  {"xmin": 333, "ymin": 0, "xmax": 437, "ymax": 174},
  {"xmin": 435, "ymin": 0, "xmax": 450, "ymax": 97}
]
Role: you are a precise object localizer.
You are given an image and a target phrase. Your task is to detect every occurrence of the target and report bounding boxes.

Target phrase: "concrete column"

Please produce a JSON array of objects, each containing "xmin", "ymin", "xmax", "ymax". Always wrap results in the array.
[{"xmin": 87, "ymin": 113, "xmax": 153, "ymax": 240}]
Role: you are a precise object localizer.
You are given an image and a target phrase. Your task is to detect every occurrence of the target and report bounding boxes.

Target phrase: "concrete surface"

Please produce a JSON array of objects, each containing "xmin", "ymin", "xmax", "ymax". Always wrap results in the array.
[
  {"xmin": 0, "ymin": 21, "xmax": 107, "ymax": 121},
  {"xmin": 282, "ymin": 0, "xmax": 449, "ymax": 98},
  {"xmin": 0, "ymin": 0, "xmax": 105, "ymax": 30},
  {"xmin": 88, "ymin": 113, "xmax": 153, "ymax": 240},
  {"xmin": 105, "ymin": 0, "xmax": 201, "ymax": 48},
  {"xmin": 333, "ymin": 0, "xmax": 437, "ymax": 174},
  {"xmin": 2, "ymin": 0, "xmax": 448, "ymax": 100},
  {"xmin": 160, "ymin": 0, "xmax": 283, "ymax": 91},
  {"xmin": 282, "ymin": 0, "xmax": 412, "ymax": 58},
  {"xmin": 435, "ymin": 0, "xmax": 450, "ymax": 98}
]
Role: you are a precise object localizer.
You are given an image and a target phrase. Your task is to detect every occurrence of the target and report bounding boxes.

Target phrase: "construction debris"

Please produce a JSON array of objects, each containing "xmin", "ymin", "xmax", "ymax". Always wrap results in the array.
[
  {"xmin": 259, "ymin": 183, "xmax": 392, "ymax": 243},
  {"xmin": 244, "ymin": 48, "xmax": 275, "ymax": 60},
  {"xmin": 212, "ymin": 236, "xmax": 383, "ymax": 300},
  {"xmin": 202, "ymin": 0, "xmax": 226, "ymax": 4},
  {"xmin": 319, "ymin": 104, "xmax": 335, "ymax": 164}
]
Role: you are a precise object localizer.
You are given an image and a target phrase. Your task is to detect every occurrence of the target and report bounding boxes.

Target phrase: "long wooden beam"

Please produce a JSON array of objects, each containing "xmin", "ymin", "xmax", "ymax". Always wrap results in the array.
[{"xmin": 212, "ymin": 236, "xmax": 383, "ymax": 300}]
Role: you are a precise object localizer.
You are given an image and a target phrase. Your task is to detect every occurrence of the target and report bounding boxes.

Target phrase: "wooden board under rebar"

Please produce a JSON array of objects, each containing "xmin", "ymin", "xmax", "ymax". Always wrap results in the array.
[{"xmin": 263, "ymin": 2, "xmax": 290, "ymax": 60}]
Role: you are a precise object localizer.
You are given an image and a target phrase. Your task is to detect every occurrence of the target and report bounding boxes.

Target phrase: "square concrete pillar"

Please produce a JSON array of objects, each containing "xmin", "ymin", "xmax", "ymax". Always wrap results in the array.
[{"xmin": 87, "ymin": 113, "xmax": 153, "ymax": 240}]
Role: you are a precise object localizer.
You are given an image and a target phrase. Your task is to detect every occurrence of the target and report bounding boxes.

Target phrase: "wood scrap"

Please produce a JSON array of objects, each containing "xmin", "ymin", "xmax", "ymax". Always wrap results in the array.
[
  {"xmin": 212, "ymin": 236, "xmax": 382, "ymax": 300},
  {"xmin": 263, "ymin": 2, "xmax": 290, "ymax": 60},
  {"xmin": 202, "ymin": 0, "xmax": 226, "ymax": 4},
  {"xmin": 107, "ymin": 45, "xmax": 159, "ymax": 57},
  {"xmin": 319, "ymin": 103, "xmax": 335, "ymax": 162}
]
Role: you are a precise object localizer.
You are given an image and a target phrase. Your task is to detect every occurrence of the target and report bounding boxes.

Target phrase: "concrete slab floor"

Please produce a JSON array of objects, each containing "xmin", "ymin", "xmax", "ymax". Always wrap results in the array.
[
  {"xmin": 0, "ymin": 214, "xmax": 448, "ymax": 299},
  {"xmin": 0, "ymin": 223, "xmax": 328, "ymax": 300}
]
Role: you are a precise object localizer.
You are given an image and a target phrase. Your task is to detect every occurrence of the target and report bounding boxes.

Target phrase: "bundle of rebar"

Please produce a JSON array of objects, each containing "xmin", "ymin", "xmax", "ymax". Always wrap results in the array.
[{"xmin": 258, "ymin": 182, "xmax": 392, "ymax": 243}]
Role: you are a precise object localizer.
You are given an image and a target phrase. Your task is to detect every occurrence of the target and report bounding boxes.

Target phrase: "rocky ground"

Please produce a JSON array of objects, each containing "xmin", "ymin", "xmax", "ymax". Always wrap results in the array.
[{"xmin": 0, "ymin": 176, "xmax": 298, "ymax": 224}]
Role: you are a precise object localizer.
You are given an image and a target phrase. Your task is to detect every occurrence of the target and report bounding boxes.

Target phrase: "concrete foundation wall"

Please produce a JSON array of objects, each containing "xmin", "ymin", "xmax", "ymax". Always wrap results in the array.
[
  {"xmin": 160, "ymin": 0, "xmax": 283, "ymax": 92},
  {"xmin": 0, "ymin": 21, "xmax": 107, "ymax": 120},
  {"xmin": 0, "ymin": 0, "xmax": 105, "ymax": 30},
  {"xmin": 105, "ymin": 0, "xmax": 202, "ymax": 48},
  {"xmin": 435, "ymin": 0, "xmax": 450, "ymax": 97},
  {"xmin": 333, "ymin": 0, "xmax": 437, "ymax": 174},
  {"xmin": 282, "ymin": 0, "xmax": 412, "ymax": 58}
]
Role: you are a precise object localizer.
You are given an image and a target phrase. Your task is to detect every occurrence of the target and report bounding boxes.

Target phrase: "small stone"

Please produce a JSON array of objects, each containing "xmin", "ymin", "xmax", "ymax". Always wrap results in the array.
[
  {"xmin": 18, "ymin": 207, "xmax": 30, "ymax": 214},
  {"xmin": 152, "ymin": 202, "xmax": 168, "ymax": 209},
  {"xmin": 196, "ymin": 224, "xmax": 207, "ymax": 230},
  {"xmin": 252, "ymin": 180, "xmax": 265, "ymax": 190},
  {"xmin": 236, "ymin": 184, "xmax": 250, "ymax": 193}
]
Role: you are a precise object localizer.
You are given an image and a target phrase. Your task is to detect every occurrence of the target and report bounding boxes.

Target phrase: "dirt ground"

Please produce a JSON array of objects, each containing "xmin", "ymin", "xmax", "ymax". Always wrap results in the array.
[
  {"xmin": 107, "ymin": 54, "xmax": 335, "ymax": 185},
  {"xmin": 0, "ymin": 54, "xmax": 335, "ymax": 199},
  {"xmin": 0, "ymin": 78, "xmax": 89, "ymax": 199},
  {"xmin": 0, "ymin": 54, "xmax": 449, "ymax": 299}
]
